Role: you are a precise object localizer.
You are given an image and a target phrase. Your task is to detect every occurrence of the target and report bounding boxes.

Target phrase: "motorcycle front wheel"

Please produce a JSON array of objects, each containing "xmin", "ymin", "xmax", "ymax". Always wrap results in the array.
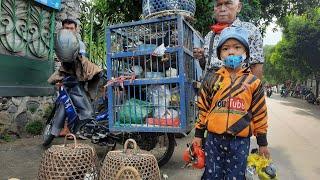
[
  {"xmin": 42, "ymin": 123, "xmax": 55, "ymax": 147},
  {"xmin": 42, "ymin": 105, "xmax": 56, "ymax": 147},
  {"xmin": 144, "ymin": 133, "xmax": 175, "ymax": 167}
]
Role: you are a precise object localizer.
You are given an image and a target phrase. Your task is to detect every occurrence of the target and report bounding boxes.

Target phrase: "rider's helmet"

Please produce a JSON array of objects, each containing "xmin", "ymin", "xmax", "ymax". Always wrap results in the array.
[{"xmin": 55, "ymin": 29, "xmax": 80, "ymax": 62}]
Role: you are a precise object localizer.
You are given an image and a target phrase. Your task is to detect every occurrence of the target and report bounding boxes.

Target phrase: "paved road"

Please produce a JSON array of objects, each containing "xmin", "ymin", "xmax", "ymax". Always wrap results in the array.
[
  {"xmin": 162, "ymin": 94, "xmax": 320, "ymax": 179},
  {"xmin": 1, "ymin": 94, "xmax": 320, "ymax": 179},
  {"xmin": 263, "ymin": 94, "xmax": 320, "ymax": 179}
]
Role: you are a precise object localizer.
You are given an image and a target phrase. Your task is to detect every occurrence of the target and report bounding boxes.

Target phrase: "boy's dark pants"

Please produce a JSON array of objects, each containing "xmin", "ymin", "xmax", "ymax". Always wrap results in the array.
[{"xmin": 201, "ymin": 133, "xmax": 250, "ymax": 180}]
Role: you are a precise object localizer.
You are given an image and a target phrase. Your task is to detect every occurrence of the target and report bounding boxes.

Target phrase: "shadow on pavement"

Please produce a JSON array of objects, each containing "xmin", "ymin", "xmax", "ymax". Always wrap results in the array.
[
  {"xmin": 273, "ymin": 95, "xmax": 320, "ymax": 119},
  {"xmin": 269, "ymin": 146, "xmax": 303, "ymax": 180},
  {"xmin": 314, "ymin": 167, "xmax": 320, "ymax": 177}
]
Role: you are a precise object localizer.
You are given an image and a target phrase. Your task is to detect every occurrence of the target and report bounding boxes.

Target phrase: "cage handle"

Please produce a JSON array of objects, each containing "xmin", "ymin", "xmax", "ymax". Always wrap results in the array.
[
  {"xmin": 123, "ymin": 139, "xmax": 138, "ymax": 154},
  {"xmin": 64, "ymin": 133, "xmax": 77, "ymax": 148},
  {"xmin": 115, "ymin": 166, "xmax": 141, "ymax": 180}
]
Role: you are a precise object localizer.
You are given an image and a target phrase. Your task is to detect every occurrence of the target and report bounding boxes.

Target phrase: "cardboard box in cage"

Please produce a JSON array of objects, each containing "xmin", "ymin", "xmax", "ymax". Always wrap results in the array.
[{"xmin": 147, "ymin": 117, "xmax": 180, "ymax": 127}]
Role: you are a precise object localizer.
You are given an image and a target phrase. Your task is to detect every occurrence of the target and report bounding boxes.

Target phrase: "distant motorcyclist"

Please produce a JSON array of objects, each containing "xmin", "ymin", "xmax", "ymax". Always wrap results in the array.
[
  {"xmin": 280, "ymin": 85, "xmax": 287, "ymax": 97},
  {"xmin": 266, "ymin": 86, "xmax": 272, "ymax": 98},
  {"xmin": 48, "ymin": 29, "xmax": 102, "ymax": 135},
  {"xmin": 305, "ymin": 87, "xmax": 316, "ymax": 104}
]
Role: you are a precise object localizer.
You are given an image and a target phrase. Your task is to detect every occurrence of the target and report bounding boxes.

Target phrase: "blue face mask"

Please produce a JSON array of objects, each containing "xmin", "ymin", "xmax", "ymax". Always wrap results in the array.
[{"xmin": 224, "ymin": 55, "xmax": 245, "ymax": 69}]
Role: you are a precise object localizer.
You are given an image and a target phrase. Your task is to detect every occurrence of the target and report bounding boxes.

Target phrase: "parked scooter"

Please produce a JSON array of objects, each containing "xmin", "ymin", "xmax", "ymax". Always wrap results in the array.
[
  {"xmin": 305, "ymin": 91, "xmax": 316, "ymax": 104},
  {"xmin": 42, "ymin": 76, "xmax": 175, "ymax": 167},
  {"xmin": 316, "ymin": 97, "xmax": 320, "ymax": 105}
]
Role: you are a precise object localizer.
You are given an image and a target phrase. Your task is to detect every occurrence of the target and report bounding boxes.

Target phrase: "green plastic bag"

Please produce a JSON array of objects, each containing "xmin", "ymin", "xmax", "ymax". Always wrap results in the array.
[{"xmin": 119, "ymin": 99, "xmax": 153, "ymax": 124}]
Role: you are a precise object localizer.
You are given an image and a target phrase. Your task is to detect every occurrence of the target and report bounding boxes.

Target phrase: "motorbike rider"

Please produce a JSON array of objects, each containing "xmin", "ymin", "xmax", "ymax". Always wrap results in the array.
[
  {"xmin": 62, "ymin": 19, "xmax": 87, "ymax": 56},
  {"xmin": 280, "ymin": 85, "xmax": 287, "ymax": 97},
  {"xmin": 266, "ymin": 86, "xmax": 272, "ymax": 97},
  {"xmin": 47, "ymin": 29, "xmax": 102, "ymax": 136}
]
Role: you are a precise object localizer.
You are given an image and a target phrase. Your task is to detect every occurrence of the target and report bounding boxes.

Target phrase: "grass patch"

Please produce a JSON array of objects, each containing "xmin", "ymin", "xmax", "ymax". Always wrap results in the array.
[
  {"xmin": 1, "ymin": 134, "xmax": 12, "ymax": 142},
  {"xmin": 43, "ymin": 104, "xmax": 54, "ymax": 119},
  {"xmin": 26, "ymin": 120, "xmax": 44, "ymax": 135}
]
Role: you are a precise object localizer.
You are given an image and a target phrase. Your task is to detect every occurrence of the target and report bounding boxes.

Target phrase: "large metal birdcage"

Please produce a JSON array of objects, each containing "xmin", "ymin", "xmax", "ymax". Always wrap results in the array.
[{"xmin": 106, "ymin": 16, "xmax": 203, "ymax": 133}]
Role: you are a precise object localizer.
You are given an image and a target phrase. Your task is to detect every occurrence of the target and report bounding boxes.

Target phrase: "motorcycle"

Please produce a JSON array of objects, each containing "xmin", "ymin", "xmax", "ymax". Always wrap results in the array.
[
  {"xmin": 316, "ymin": 97, "xmax": 320, "ymax": 105},
  {"xmin": 266, "ymin": 89, "xmax": 272, "ymax": 98},
  {"xmin": 305, "ymin": 91, "xmax": 316, "ymax": 104},
  {"xmin": 42, "ymin": 76, "xmax": 175, "ymax": 167},
  {"xmin": 280, "ymin": 89, "xmax": 288, "ymax": 98}
]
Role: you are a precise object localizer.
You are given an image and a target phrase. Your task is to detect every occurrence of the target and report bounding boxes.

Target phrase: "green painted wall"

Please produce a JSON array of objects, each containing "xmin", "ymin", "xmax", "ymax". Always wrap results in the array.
[{"xmin": 0, "ymin": 54, "xmax": 54, "ymax": 96}]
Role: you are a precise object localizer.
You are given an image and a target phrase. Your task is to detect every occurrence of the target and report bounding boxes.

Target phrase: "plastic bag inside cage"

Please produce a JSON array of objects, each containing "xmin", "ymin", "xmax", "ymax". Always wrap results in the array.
[
  {"xmin": 147, "ymin": 84, "xmax": 180, "ymax": 127},
  {"xmin": 148, "ymin": 85, "xmax": 173, "ymax": 119},
  {"xmin": 142, "ymin": 0, "xmax": 196, "ymax": 19},
  {"xmin": 118, "ymin": 98, "xmax": 153, "ymax": 124}
]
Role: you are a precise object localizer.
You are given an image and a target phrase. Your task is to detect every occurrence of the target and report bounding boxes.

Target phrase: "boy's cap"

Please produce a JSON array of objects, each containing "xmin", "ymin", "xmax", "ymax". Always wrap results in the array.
[{"xmin": 217, "ymin": 26, "xmax": 250, "ymax": 60}]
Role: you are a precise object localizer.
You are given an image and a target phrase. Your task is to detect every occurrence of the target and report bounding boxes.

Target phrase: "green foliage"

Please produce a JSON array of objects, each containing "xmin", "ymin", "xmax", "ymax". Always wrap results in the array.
[
  {"xmin": 264, "ymin": 8, "xmax": 320, "ymax": 84},
  {"xmin": 79, "ymin": 0, "xmax": 142, "ymax": 67},
  {"xmin": 194, "ymin": 0, "xmax": 263, "ymax": 35},
  {"xmin": 1, "ymin": 134, "xmax": 12, "ymax": 142},
  {"xmin": 92, "ymin": 0, "xmax": 141, "ymax": 23},
  {"xmin": 43, "ymin": 104, "xmax": 54, "ymax": 119},
  {"xmin": 193, "ymin": 0, "xmax": 320, "ymax": 35},
  {"xmin": 79, "ymin": 0, "xmax": 320, "ymax": 76},
  {"xmin": 194, "ymin": 0, "xmax": 215, "ymax": 35},
  {"xmin": 238, "ymin": 0, "xmax": 262, "ymax": 25},
  {"xmin": 80, "ymin": 0, "xmax": 320, "ymax": 36},
  {"xmin": 28, "ymin": 107, "xmax": 37, "ymax": 114},
  {"xmin": 25, "ymin": 120, "xmax": 44, "ymax": 135},
  {"xmin": 259, "ymin": 0, "xmax": 320, "ymax": 28}
]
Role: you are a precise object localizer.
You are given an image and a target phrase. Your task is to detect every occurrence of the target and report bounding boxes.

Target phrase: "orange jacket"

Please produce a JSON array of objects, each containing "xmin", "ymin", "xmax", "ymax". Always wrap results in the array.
[{"xmin": 195, "ymin": 67, "xmax": 268, "ymax": 146}]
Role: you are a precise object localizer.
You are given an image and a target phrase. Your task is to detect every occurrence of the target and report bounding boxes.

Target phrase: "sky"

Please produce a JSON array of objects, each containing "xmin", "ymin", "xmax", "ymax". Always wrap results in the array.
[{"xmin": 263, "ymin": 22, "xmax": 283, "ymax": 46}]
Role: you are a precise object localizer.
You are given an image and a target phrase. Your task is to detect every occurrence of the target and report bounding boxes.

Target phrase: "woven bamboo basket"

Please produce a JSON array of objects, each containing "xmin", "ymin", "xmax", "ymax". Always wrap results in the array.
[
  {"xmin": 142, "ymin": 0, "xmax": 196, "ymax": 20},
  {"xmin": 38, "ymin": 134, "xmax": 98, "ymax": 180},
  {"xmin": 99, "ymin": 139, "xmax": 161, "ymax": 180}
]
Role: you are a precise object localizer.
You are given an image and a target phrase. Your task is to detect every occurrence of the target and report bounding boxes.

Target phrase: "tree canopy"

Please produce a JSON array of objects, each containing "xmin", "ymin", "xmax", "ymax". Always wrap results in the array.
[
  {"xmin": 264, "ymin": 8, "xmax": 320, "ymax": 88},
  {"xmin": 79, "ymin": 0, "xmax": 320, "ymax": 93},
  {"xmin": 81, "ymin": 0, "xmax": 320, "ymax": 36}
]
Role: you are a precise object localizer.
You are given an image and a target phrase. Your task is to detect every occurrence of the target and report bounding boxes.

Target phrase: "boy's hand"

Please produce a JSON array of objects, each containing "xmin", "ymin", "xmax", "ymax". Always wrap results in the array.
[
  {"xmin": 192, "ymin": 137, "xmax": 202, "ymax": 147},
  {"xmin": 259, "ymin": 146, "xmax": 270, "ymax": 159}
]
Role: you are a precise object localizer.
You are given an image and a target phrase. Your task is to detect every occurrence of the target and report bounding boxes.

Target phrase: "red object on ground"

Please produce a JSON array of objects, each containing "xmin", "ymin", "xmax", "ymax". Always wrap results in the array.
[
  {"xmin": 147, "ymin": 118, "xmax": 180, "ymax": 127},
  {"xmin": 183, "ymin": 143, "xmax": 205, "ymax": 169}
]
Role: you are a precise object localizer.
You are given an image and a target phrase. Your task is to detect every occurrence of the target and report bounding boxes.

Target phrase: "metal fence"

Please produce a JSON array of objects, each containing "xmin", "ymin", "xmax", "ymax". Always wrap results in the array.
[
  {"xmin": 0, "ymin": 0, "xmax": 55, "ymax": 60},
  {"xmin": 80, "ymin": 4, "xmax": 108, "ymax": 68},
  {"xmin": 0, "ymin": 0, "xmax": 56, "ymax": 96}
]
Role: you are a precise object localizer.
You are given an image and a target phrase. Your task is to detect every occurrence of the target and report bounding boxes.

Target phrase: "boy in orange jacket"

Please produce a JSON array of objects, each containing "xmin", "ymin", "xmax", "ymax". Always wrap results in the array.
[{"xmin": 192, "ymin": 26, "xmax": 270, "ymax": 179}]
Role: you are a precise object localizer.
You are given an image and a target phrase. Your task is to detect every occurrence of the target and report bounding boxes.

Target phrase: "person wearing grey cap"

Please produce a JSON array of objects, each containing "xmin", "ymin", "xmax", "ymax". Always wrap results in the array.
[
  {"xmin": 62, "ymin": 19, "xmax": 87, "ymax": 56},
  {"xmin": 192, "ymin": 26, "xmax": 270, "ymax": 179},
  {"xmin": 193, "ymin": 0, "xmax": 264, "ymax": 79}
]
